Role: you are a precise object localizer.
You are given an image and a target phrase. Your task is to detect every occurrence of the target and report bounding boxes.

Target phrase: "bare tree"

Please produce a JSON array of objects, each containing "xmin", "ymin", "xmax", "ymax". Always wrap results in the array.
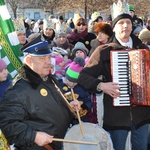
[
  {"xmin": 5, "ymin": 0, "xmax": 22, "ymax": 18},
  {"xmin": 5, "ymin": 0, "xmax": 150, "ymax": 20}
]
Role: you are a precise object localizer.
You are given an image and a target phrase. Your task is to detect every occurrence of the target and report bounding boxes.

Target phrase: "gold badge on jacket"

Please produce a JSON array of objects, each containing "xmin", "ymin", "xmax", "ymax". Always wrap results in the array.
[
  {"xmin": 40, "ymin": 88, "xmax": 48, "ymax": 96},
  {"xmin": 85, "ymin": 41, "xmax": 89, "ymax": 45},
  {"xmin": 63, "ymin": 86, "xmax": 68, "ymax": 91}
]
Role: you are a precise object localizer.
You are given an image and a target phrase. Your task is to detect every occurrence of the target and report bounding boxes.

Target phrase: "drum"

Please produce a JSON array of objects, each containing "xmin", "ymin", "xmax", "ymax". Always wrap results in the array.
[{"xmin": 63, "ymin": 123, "xmax": 114, "ymax": 150}]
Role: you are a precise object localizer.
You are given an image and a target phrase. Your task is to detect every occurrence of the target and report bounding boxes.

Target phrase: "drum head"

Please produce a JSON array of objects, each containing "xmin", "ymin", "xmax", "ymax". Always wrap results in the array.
[{"xmin": 63, "ymin": 122, "xmax": 113, "ymax": 150}]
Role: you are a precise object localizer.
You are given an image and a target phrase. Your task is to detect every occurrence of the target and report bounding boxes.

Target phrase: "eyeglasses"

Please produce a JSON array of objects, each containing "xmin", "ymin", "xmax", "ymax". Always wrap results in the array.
[{"xmin": 77, "ymin": 23, "xmax": 86, "ymax": 26}]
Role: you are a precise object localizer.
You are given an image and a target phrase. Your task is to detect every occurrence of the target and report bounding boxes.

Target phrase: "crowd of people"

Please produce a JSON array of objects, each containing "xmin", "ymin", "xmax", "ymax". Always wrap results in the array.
[{"xmin": 0, "ymin": 1, "xmax": 150, "ymax": 150}]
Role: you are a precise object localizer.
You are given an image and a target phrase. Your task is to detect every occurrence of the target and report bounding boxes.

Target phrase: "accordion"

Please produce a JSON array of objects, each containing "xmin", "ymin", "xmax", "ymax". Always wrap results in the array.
[{"xmin": 110, "ymin": 49, "xmax": 150, "ymax": 106}]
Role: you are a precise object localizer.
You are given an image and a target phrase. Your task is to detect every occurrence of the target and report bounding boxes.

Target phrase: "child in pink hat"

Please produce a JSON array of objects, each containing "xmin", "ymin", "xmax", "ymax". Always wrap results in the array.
[
  {"xmin": 0, "ymin": 59, "xmax": 12, "ymax": 99},
  {"xmin": 58, "ymin": 57, "xmax": 92, "ymax": 124},
  {"xmin": 51, "ymin": 54, "xmax": 66, "ymax": 80}
]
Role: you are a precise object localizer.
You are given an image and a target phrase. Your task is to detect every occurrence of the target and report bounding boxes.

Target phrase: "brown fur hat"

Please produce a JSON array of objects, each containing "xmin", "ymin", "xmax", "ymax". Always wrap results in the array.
[{"xmin": 94, "ymin": 22, "xmax": 113, "ymax": 37}]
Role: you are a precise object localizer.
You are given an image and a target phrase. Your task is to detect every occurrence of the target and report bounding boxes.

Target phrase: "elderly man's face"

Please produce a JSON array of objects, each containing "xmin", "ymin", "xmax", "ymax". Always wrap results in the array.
[
  {"xmin": 27, "ymin": 55, "xmax": 51, "ymax": 78},
  {"xmin": 113, "ymin": 18, "xmax": 132, "ymax": 41}
]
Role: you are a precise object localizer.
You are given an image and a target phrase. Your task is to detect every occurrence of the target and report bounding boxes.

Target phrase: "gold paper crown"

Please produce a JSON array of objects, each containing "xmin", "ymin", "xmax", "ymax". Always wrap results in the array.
[
  {"xmin": 91, "ymin": 11, "xmax": 101, "ymax": 21},
  {"xmin": 12, "ymin": 18, "xmax": 25, "ymax": 32},
  {"xmin": 55, "ymin": 22, "xmax": 67, "ymax": 34},
  {"xmin": 111, "ymin": 0, "xmax": 130, "ymax": 20},
  {"xmin": 43, "ymin": 19, "xmax": 55, "ymax": 30},
  {"xmin": 73, "ymin": 13, "xmax": 82, "ymax": 25}
]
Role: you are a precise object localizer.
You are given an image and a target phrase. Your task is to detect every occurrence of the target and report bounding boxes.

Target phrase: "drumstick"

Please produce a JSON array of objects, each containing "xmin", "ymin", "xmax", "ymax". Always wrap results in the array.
[
  {"xmin": 52, "ymin": 80, "xmax": 77, "ymax": 117},
  {"xmin": 53, "ymin": 137, "xmax": 98, "ymax": 145},
  {"xmin": 71, "ymin": 88, "xmax": 85, "ymax": 138}
]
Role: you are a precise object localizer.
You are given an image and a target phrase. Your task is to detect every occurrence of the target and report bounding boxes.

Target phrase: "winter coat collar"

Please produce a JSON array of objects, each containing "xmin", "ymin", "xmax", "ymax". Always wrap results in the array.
[
  {"xmin": 109, "ymin": 33, "xmax": 148, "ymax": 49},
  {"xmin": 13, "ymin": 65, "xmax": 52, "ymax": 89},
  {"xmin": 90, "ymin": 38, "xmax": 100, "ymax": 48}
]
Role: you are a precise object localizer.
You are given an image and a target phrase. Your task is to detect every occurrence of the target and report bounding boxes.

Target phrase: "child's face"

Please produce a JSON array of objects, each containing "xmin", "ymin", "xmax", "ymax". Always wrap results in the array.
[
  {"xmin": 57, "ymin": 36, "xmax": 67, "ymax": 44},
  {"xmin": 66, "ymin": 79, "xmax": 77, "ymax": 88},
  {"xmin": 0, "ymin": 68, "xmax": 8, "ymax": 82},
  {"xmin": 75, "ymin": 50, "xmax": 85, "ymax": 59},
  {"xmin": 17, "ymin": 32, "xmax": 26, "ymax": 45}
]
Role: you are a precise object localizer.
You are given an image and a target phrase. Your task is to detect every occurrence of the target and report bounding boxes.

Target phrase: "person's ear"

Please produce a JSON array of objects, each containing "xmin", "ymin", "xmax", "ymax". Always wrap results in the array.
[{"xmin": 24, "ymin": 55, "xmax": 32, "ymax": 66}]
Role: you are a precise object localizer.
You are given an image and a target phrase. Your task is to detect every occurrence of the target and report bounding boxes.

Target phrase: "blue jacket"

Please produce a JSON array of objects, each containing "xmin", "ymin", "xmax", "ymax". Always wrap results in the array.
[{"xmin": 0, "ymin": 77, "xmax": 12, "ymax": 100}]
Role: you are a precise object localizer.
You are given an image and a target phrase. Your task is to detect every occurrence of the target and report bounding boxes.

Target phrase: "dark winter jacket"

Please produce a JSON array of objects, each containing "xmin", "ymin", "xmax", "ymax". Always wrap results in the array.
[
  {"xmin": 78, "ymin": 33, "xmax": 150, "ymax": 130},
  {"xmin": 0, "ymin": 65, "xmax": 73, "ymax": 150}
]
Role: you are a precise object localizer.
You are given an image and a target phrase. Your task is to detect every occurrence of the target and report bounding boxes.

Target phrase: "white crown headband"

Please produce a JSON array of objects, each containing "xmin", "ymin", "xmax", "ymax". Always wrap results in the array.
[{"xmin": 111, "ymin": 0, "xmax": 130, "ymax": 20}]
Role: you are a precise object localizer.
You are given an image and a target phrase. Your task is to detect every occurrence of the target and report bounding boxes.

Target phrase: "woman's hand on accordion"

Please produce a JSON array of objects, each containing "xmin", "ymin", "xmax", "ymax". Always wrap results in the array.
[{"xmin": 98, "ymin": 82, "xmax": 120, "ymax": 98}]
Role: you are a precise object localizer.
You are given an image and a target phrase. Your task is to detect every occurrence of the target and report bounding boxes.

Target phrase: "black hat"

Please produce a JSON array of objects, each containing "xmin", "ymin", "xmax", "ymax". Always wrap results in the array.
[
  {"xmin": 21, "ymin": 35, "xmax": 52, "ymax": 56},
  {"xmin": 112, "ymin": 13, "xmax": 133, "ymax": 29},
  {"xmin": 59, "ymin": 16, "xmax": 64, "ymax": 20},
  {"xmin": 39, "ymin": 20, "xmax": 43, "ymax": 25}
]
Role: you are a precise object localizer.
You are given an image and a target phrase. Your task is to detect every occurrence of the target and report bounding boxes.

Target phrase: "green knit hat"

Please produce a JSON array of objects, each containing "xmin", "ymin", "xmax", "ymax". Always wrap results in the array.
[{"xmin": 129, "ymin": 5, "xmax": 135, "ymax": 12}]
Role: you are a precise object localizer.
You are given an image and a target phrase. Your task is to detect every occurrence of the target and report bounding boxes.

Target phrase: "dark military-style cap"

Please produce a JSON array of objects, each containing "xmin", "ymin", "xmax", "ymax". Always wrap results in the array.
[{"xmin": 21, "ymin": 35, "xmax": 52, "ymax": 56}]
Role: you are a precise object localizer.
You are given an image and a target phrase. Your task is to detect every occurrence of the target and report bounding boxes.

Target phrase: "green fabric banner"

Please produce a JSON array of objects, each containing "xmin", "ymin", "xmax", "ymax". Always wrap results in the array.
[{"xmin": 0, "ymin": 0, "xmax": 23, "ymax": 79}]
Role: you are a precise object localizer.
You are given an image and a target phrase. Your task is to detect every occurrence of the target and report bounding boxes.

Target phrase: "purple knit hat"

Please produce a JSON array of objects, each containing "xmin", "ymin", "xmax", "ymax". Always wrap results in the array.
[
  {"xmin": 0, "ymin": 59, "xmax": 7, "ymax": 72},
  {"xmin": 65, "ymin": 57, "xmax": 85, "ymax": 82}
]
